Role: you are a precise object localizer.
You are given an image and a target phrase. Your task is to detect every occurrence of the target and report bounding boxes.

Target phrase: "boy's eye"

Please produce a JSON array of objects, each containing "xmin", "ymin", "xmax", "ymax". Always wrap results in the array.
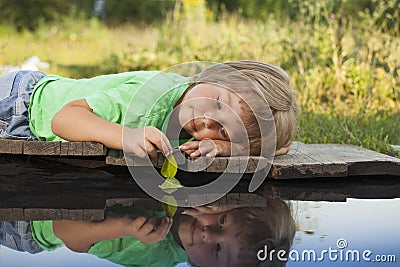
[
  {"xmin": 216, "ymin": 96, "xmax": 222, "ymax": 109},
  {"xmin": 220, "ymin": 126, "xmax": 227, "ymax": 139},
  {"xmin": 216, "ymin": 243, "xmax": 221, "ymax": 257}
]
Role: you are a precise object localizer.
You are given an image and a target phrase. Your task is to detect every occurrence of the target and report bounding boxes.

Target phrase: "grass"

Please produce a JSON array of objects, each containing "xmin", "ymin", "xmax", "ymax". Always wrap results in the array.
[{"xmin": 0, "ymin": 4, "xmax": 398, "ymax": 156}]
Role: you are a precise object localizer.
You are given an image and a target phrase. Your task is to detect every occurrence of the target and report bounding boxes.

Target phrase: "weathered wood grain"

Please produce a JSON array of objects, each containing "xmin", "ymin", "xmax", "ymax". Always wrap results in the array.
[
  {"xmin": 23, "ymin": 141, "xmax": 61, "ymax": 155},
  {"xmin": 82, "ymin": 142, "xmax": 107, "ymax": 156},
  {"xmin": 271, "ymin": 142, "xmax": 400, "ymax": 179},
  {"xmin": 0, "ymin": 140, "xmax": 106, "ymax": 156},
  {"xmin": 24, "ymin": 208, "xmax": 62, "ymax": 221},
  {"xmin": 0, "ymin": 139, "xmax": 24, "ymax": 154}
]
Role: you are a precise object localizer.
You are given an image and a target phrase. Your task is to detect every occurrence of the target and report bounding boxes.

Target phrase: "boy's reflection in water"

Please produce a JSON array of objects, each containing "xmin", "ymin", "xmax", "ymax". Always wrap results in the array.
[{"xmin": 0, "ymin": 198, "xmax": 295, "ymax": 267}]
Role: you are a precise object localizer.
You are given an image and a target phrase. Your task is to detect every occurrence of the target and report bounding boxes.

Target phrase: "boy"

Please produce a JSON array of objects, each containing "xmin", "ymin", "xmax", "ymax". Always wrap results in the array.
[
  {"xmin": 0, "ymin": 200, "xmax": 296, "ymax": 267},
  {"xmin": 0, "ymin": 61, "xmax": 296, "ymax": 158}
]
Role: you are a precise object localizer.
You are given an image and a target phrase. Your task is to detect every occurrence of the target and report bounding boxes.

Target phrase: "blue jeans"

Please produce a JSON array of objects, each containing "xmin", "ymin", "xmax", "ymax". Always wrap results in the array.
[
  {"xmin": 0, "ymin": 71, "xmax": 46, "ymax": 140},
  {"xmin": 0, "ymin": 221, "xmax": 43, "ymax": 254}
]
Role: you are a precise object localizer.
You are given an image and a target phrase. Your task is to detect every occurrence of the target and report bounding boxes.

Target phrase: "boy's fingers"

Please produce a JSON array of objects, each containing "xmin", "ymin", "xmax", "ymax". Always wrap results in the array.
[
  {"xmin": 205, "ymin": 148, "xmax": 218, "ymax": 158},
  {"xmin": 144, "ymin": 127, "xmax": 172, "ymax": 156},
  {"xmin": 135, "ymin": 145, "xmax": 150, "ymax": 159},
  {"xmin": 144, "ymin": 141, "xmax": 158, "ymax": 159},
  {"xmin": 160, "ymin": 133, "xmax": 173, "ymax": 156},
  {"xmin": 181, "ymin": 208, "xmax": 201, "ymax": 216},
  {"xmin": 132, "ymin": 216, "xmax": 149, "ymax": 229},
  {"xmin": 139, "ymin": 216, "xmax": 158, "ymax": 234},
  {"xmin": 149, "ymin": 217, "xmax": 172, "ymax": 241},
  {"xmin": 183, "ymin": 149, "xmax": 196, "ymax": 155},
  {"xmin": 189, "ymin": 150, "xmax": 202, "ymax": 158},
  {"xmin": 159, "ymin": 217, "xmax": 172, "ymax": 237},
  {"xmin": 179, "ymin": 141, "xmax": 200, "ymax": 150}
]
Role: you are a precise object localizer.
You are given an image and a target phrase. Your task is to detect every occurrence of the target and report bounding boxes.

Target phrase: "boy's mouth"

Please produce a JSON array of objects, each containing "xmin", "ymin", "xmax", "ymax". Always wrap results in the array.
[
  {"xmin": 191, "ymin": 110, "xmax": 197, "ymax": 131},
  {"xmin": 190, "ymin": 218, "xmax": 197, "ymax": 244}
]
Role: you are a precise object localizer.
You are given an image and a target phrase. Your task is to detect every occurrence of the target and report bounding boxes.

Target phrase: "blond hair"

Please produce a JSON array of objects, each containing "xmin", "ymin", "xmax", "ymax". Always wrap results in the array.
[
  {"xmin": 233, "ymin": 199, "xmax": 296, "ymax": 267},
  {"xmin": 192, "ymin": 61, "xmax": 297, "ymax": 155}
]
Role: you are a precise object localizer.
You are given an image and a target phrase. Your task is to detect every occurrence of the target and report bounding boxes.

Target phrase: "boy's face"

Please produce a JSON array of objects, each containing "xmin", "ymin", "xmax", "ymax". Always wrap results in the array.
[
  {"xmin": 178, "ymin": 84, "xmax": 245, "ymax": 143},
  {"xmin": 178, "ymin": 209, "xmax": 244, "ymax": 267}
]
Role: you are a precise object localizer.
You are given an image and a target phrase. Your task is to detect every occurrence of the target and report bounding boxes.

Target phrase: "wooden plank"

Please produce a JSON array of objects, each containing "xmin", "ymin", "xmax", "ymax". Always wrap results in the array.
[
  {"xmin": 24, "ymin": 208, "xmax": 61, "ymax": 220},
  {"xmin": 268, "ymin": 142, "xmax": 400, "ymax": 179},
  {"xmin": 206, "ymin": 157, "xmax": 228, "ymax": 172},
  {"xmin": 0, "ymin": 208, "xmax": 24, "ymax": 221},
  {"xmin": 208, "ymin": 194, "xmax": 227, "ymax": 206},
  {"xmin": 106, "ymin": 149, "xmax": 268, "ymax": 174},
  {"xmin": 291, "ymin": 143, "xmax": 348, "ymax": 177},
  {"xmin": 66, "ymin": 210, "xmax": 84, "ymax": 220},
  {"xmin": 237, "ymin": 193, "xmax": 268, "ymax": 207},
  {"xmin": 271, "ymin": 142, "xmax": 351, "ymax": 179},
  {"xmin": 60, "ymin": 142, "xmax": 83, "ymax": 156},
  {"xmin": 0, "ymin": 140, "xmax": 106, "ymax": 156},
  {"xmin": 0, "ymin": 139, "xmax": 24, "ymax": 154},
  {"xmin": 106, "ymin": 198, "xmax": 134, "ymax": 207},
  {"xmin": 82, "ymin": 142, "xmax": 106, "ymax": 156},
  {"xmin": 307, "ymin": 144, "xmax": 400, "ymax": 176},
  {"xmin": 84, "ymin": 209, "xmax": 104, "ymax": 221},
  {"xmin": 225, "ymin": 157, "xmax": 241, "ymax": 173},
  {"xmin": 226, "ymin": 193, "xmax": 240, "ymax": 205},
  {"xmin": 186, "ymin": 157, "xmax": 213, "ymax": 172},
  {"xmin": 23, "ymin": 141, "xmax": 61, "ymax": 155},
  {"xmin": 106, "ymin": 149, "xmax": 126, "ymax": 165}
]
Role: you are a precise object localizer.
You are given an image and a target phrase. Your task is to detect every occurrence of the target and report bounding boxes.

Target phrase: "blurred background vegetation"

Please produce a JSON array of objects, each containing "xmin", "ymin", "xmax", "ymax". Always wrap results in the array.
[{"xmin": 0, "ymin": 0, "xmax": 398, "ymax": 155}]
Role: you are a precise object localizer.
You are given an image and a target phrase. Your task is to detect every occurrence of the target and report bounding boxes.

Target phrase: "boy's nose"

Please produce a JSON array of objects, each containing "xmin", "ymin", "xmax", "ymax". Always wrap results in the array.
[
  {"xmin": 203, "ymin": 114, "xmax": 218, "ymax": 129},
  {"xmin": 201, "ymin": 226, "xmax": 220, "ymax": 243}
]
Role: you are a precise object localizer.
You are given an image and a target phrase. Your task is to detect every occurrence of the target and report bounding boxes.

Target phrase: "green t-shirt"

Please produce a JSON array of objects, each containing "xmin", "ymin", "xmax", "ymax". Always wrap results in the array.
[
  {"xmin": 29, "ymin": 71, "xmax": 190, "ymax": 143},
  {"xmin": 30, "ymin": 208, "xmax": 187, "ymax": 267}
]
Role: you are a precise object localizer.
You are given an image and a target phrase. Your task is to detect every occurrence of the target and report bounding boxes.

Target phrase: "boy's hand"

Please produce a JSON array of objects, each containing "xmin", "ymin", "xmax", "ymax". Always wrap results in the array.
[
  {"xmin": 123, "ymin": 126, "xmax": 172, "ymax": 159},
  {"xmin": 123, "ymin": 215, "xmax": 173, "ymax": 245},
  {"xmin": 182, "ymin": 206, "xmax": 239, "ymax": 216},
  {"xmin": 179, "ymin": 139, "xmax": 246, "ymax": 157},
  {"xmin": 275, "ymin": 144, "xmax": 291, "ymax": 156}
]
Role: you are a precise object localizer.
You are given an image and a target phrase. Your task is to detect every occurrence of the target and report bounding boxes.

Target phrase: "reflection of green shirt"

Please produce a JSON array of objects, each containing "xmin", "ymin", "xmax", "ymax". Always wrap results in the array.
[
  {"xmin": 29, "ymin": 71, "xmax": 190, "ymax": 144},
  {"xmin": 30, "ymin": 208, "xmax": 187, "ymax": 267}
]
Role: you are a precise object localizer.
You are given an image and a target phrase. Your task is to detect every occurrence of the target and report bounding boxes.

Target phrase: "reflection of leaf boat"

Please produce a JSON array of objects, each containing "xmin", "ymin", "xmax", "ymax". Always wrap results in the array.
[
  {"xmin": 161, "ymin": 195, "xmax": 178, "ymax": 218},
  {"xmin": 159, "ymin": 154, "xmax": 182, "ymax": 217}
]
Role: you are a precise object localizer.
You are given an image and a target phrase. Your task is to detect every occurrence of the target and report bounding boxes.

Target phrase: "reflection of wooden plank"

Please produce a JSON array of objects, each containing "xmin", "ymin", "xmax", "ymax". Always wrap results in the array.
[
  {"xmin": 84, "ymin": 209, "xmax": 104, "ymax": 221},
  {"xmin": 66, "ymin": 210, "xmax": 84, "ymax": 221},
  {"xmin": 24, "ymin": 208, "xmax": 61, "ymax": 221}
]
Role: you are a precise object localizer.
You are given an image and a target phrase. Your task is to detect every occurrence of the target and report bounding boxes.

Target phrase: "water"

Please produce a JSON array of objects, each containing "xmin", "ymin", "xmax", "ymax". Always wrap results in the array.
[{"xmin": 1, "ymin": 197, "xmax": 398, "ymax": 266}]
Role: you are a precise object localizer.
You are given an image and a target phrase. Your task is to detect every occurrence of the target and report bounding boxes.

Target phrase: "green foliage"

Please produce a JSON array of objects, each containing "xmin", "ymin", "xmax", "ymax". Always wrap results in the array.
[
  {"xmin": 104, "ymin": 0, "xmax": 175, "ymax": 25},
  {"xmin": 0, "ymin": 0, "xmax": 398, "ymax": 155},
  {"xmin": 298, "ymin": 111, "xmax": 400, "ymax": 155},
  {"xmin": 0, "ymin": 0, "xmax": 93, "ymax": 31}
]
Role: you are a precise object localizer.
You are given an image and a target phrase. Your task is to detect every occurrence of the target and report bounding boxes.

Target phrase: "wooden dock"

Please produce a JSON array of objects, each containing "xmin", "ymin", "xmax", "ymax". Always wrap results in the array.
[
  {"xmin": 0, "ymin": 139, "xmax": 399, "ymax": 221},
  {"xmin": 1, "ymin": 139, "xmax": 399, "ymax": 178}
]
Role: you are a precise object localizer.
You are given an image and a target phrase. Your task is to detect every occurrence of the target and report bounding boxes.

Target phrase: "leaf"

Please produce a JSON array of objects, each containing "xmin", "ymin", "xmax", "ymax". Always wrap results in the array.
[
  {"xmin": 159, "ymin": 177, "xmax": 183, "ymax": 194},
  {"xmin": 161, "ymin": 195, "xmax": 178, "ymax": 217},
  {"xmin": 159, "ymin": 154, "xmax": 181, "ymax": 216},
  {"xmin": 161, "ymin": 154, "xmax": 178, "ymax": 178}
]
